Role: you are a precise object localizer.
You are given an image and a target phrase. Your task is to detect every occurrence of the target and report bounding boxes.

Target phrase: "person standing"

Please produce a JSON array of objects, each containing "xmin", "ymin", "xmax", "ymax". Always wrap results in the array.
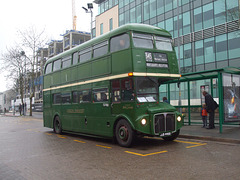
[
  {"xmin": 201, "ymin": 103, "xmax": 208, "ymax": 128},
  {"xmin": 19, "ymin": 104, "xmax": 22, "ymax": 116},
  {"xmin": 202, "ymin": 91, "xmax": 218, "ymax": 129}
]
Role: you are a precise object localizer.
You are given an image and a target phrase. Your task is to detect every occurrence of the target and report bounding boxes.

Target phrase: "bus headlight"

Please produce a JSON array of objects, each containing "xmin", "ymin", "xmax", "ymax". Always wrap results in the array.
[
  {"xmin": 177, "ymin": 116, "xmax": 182, "ymax": 122},
  {"xmin": 141, "ymin": 118, "xmax": 147, "ymax": 126}
]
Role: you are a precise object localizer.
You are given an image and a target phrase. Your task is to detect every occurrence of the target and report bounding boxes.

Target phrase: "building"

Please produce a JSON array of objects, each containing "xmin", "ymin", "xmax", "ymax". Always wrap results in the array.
[
  {"xmin": 48, "ymin": 40, "xmax": 63, "ymax": 58},
  {"xmin": 94, "ymin": 0, "xmax": 240, "ymax": 73},
  {"xmin": 35, "ymin": 48, "xmax": 48, "ymax": 103},
  {"xmin": 62, "ymin": 30, "xmax": 91, "ymax": 51},
  {"xmin": 0, "ymin": 90, "xmax": 15, "ymax": 113}
]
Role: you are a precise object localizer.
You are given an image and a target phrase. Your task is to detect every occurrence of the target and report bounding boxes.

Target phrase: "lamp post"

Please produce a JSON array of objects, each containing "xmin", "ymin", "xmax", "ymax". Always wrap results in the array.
[{"xmin": 82, "ymin": 3, "xmax": 93, "ymax": 39}]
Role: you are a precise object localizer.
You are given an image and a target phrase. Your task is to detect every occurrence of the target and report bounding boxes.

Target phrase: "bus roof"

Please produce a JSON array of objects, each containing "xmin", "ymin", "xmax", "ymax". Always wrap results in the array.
[{"xmin": 45, "ymin": 23, "xmax": 172, "ymax": 64}]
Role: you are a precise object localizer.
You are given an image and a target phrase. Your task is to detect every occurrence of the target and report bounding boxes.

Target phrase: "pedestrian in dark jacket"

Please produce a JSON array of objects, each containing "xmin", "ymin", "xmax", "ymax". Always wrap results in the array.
[
  {"xmin": 202, "ymin": 91, "xmax": 218, "ymax": 129},
  {"xmin": 19, "ymin": 104, "xmax": 22, "ymax": 116}
]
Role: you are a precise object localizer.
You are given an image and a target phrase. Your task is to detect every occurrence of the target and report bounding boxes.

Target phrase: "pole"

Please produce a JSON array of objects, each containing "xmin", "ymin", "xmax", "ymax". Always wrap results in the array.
[
  {"xmin": 90, "ymin": 9, "xmax": 93, "ymax": 39},
  {"xmin": 177, "ymin": 0, "xmax": 182, "ymax": 114}
]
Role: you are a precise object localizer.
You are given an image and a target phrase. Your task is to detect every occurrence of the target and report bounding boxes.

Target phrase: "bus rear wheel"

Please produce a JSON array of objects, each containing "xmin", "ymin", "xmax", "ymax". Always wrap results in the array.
[
  {"xmin": 53, "ymin": 116, "xmax": 62, "ymax": 134},
  {"xmin": 115, "ymin": 119, "xmax": 134, "ymax": 147},
  {"xmin": 162, "ymin": 130, "xmax": 180, "ymax": 141}
]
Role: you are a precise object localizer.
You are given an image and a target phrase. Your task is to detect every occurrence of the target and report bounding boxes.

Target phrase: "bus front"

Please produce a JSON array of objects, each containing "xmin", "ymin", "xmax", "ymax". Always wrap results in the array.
[{"xmin": 130, "ymin": 27, "xmax": 183, "ymax": 141}]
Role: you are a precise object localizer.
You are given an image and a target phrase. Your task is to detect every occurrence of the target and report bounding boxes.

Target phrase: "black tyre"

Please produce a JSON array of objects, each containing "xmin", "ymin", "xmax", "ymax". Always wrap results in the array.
[
  {"xmin": 162, "ymin": 129, "xmax": 180, "ymax": 141},
  {"xmin": 53, "ymin": 116, "xmax": 62, "ymax": 134},
  {"xmin": 115, "ymin": 119, "xmax": 135, "ymax": 147}
]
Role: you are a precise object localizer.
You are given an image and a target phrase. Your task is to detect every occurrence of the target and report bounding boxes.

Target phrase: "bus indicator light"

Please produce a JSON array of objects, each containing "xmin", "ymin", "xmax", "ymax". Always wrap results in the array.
[{"xmin": 128, "ymin": 72, "xmax": 133, "ymax": 76}]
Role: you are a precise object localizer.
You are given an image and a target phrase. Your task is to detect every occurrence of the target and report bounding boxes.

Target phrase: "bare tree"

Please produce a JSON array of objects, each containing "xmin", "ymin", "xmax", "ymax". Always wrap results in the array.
[
  {"xmin": 0, "ymin": 47, "xmax": 27, "ymax": 105},
  {"xmin": 17, "ymin": 25, "xmax": 48, "ymax": 116}
]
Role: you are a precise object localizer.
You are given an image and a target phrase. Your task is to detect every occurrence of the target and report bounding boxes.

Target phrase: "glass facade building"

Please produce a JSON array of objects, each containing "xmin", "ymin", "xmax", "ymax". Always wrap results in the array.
[{"xmin": 95, "ymin": 0, "xmax": 240, "ymax": 73}]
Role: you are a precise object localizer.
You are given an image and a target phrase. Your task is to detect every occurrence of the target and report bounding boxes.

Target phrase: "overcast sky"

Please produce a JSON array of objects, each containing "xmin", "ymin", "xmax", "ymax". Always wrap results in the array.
[{"xmin": 0, "ymin": 0, "xmax": 98, "ymax": 92}]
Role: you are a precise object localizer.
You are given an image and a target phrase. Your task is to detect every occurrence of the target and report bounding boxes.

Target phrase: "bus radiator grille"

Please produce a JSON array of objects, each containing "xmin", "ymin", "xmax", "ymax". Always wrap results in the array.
[{"xmin": 154, "ymin": 114, "xmax": 175, "ymax": 134}]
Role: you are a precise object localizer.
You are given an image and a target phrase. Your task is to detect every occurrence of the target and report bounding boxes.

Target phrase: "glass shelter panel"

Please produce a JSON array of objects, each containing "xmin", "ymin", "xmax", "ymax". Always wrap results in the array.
[{"xmin": 223, "ymin": 73, "xmax": 240, "ymax": 122}]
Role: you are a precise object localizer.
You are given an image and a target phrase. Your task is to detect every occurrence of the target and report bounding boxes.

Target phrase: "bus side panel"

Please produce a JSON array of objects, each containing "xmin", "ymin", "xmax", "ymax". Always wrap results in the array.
[
  {"xmin": 61, "ymin": 69, "xmax": 72, "ymax": 84},
  {"xmin": 111, "ymin": 50, "xmax": 132, "ymax": 75},
  {"xmin": 44, "ymin": 74, "xmax": 52, "ymax": 89},
  {"xmin": 43, "ymin": 91, "xmax": 53, "ymax": 128},
  {"xmin": 167, "ymin": 51, "xmax": 179, "ymax": 74},
  {"xmin": 91, "ymin": 56, "xmax": 111, "ymax": 77},
  {"xmin": 78, "ymin": 63, "xmax": 91, "ymax": 80},
  {"xmin": 52, "ymin": 72, "xmax": 61, "ymax": 86}
]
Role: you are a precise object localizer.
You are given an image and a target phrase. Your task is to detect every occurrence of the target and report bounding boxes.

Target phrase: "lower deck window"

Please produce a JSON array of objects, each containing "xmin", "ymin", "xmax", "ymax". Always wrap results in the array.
[{"xmin": 93, "ymin": 88, "xmax": 109, "ymax": 102}]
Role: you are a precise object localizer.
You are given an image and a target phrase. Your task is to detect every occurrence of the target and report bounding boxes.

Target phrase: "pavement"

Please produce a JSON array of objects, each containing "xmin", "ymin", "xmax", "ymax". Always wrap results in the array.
[{"xmin": 1, "ymin": 112, "xmax": 240, "ymax": 144}]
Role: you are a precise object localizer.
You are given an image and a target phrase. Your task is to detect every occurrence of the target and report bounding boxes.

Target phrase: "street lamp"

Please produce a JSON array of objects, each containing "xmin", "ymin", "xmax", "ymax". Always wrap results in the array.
[{"xmin": 82, "ymin": 3, "xmax": 93, "ymax": 39}]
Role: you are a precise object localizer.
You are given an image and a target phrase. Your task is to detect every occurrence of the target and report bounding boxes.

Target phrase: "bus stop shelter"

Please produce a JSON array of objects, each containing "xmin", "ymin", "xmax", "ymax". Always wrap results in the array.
[{"xmin": 161, "ymin": 67, "xmax": 240, "ymax": 133}]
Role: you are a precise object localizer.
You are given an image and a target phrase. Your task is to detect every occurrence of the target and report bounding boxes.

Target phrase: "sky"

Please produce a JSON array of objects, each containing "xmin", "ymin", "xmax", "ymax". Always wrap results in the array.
[{"xmin": 0, "ymin": 0, "xmax": 98, "ymax": 92}]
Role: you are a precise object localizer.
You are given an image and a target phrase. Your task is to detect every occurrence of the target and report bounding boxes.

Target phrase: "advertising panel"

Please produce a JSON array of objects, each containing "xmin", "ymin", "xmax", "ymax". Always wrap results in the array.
[{"xmin": 223, "ymin": 73, "xmax": 240, "ymax": 122}]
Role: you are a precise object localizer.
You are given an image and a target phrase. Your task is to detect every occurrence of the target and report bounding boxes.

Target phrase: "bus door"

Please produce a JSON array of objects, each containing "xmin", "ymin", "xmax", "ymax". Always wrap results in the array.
[
  {"xmin": 111, "ymin": 78, "xmax": 135, "ymax": 117},
  {"xmin": 87, "ymin": 88, "xmax": 112, "ymax": 136}
]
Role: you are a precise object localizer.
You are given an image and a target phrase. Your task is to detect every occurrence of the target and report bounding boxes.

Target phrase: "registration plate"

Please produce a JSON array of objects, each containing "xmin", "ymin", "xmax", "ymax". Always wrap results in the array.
[{"xmin": 160, "ymin": 132, "xmax": 171, "ymax": 137}]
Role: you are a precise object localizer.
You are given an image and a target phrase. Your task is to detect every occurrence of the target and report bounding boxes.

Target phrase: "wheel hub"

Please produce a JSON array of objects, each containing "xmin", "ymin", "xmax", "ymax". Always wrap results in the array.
[{"xmin": 119, "ymin": 126, "xmax": 128, "ymax": 141}]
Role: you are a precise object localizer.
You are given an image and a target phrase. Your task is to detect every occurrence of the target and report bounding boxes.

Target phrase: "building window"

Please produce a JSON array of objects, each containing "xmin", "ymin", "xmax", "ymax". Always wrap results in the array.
[
  {"xmin": 144, "ymin": 1, "xmax": 150, "ymax": 21},
  {"xmin": 214, "ymin": 0, "xmax": 226, "ymax": 26},
  {"xmin": 136, "ymin": 4, "xmax": 142, "ymax": 23},
  {"xmin": 216, "ymin": 34, "xmax": 228, "ymax": 61},
  {"xmin": 174, "ymin": 15, "xmax": 183, "ymax": 38},
  {"xmin": 226, "ymin": 0, "xmax": 239, "ymax": 21},
  {"xmin": 183, "ymin": 12, "xmax": 191, "ymax": 35},
  {"xmin": 194, "ymin": 7, "xmax": 203, "ymax": 31},
  {"xmin": 165, "ymin": 18, "xmax": 173, "ymax": 36},
  {"xmin": 195, "ymin": 40, "xmax": 204, "ymax": 65},
  {"xmin": 125, "ymin": 10, "xmax": 130, "ymax": 24},
  {"xmin": 204, "ymin": 37, "xmax": 215, "ymax": 63},
  {"xmin": 157, "ymin": 0, "xmax": 164, "ymax": 15},
  {"xmin": 100, "ymin": 23, "xmax": 103, "ymax": 35},
  {"xmin": 109, "ymin": 18, "xmax": 113, "ymax": 31},
  {"xmin": 150, "ymin": 0, "xmax": 156, "ymax": 19},
  {"xmin": 203, "ymin": 3, "xmax": 214, "ymax": 29},
  {"xmin": 165, "ymin": 0, "xmax": 172, "ymax": 13},
  {"xmin": 130, "ymin": 7, "xmax": 136, "ymax": 23},
  {"xmin": 228, "ymin": 31, "xmax": 240, "ymax": 59},
  {"xmin": 119, "ymin": 13, "xmax": 124, "ymax": 26},
  {"xmin": 182, "ymin": 0, "xmax": 189, "ymax": 6},
  {"xmin": 183, "ymin": 43, "xmax": 192, "ymax": 67}
]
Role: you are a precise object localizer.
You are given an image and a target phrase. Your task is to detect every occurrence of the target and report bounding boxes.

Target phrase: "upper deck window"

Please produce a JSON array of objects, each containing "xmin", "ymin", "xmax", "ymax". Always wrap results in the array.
[
  {"xmin": 93, "ymin": 41, "xmax": 108, "ymax": 58},
  {"xmin": 79, "ymin": 47, "xmax": 92, "ymax": 63},
  {"xmin": 132, "ymin": 33, "xmax": 154, "ymax": 49},
  {"xmin": 155, "ymin": 36, "xmax": 173, "ymax": 51},
  {"xmin": 110, "ymin": 33, "xmax": 130, "ymax": 52},
  {"xmin": 62, "ymin": 56, "xmax": 71, "ymax": 69},
  {"xmin": 72, "ymin": 52, "xmax": 78, "ymax": 65},
  {"xmin": 45, "ymin": 63, "xmax": 52, "ymax": 74},
  {"xmin": 53, "ymin": 59, "xmax": 61, "ymax": 71}
]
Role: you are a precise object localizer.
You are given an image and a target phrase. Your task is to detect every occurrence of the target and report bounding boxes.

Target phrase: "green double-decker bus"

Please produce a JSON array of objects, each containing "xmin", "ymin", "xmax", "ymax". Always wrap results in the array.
[{"xmin": 43, "ymin": 24, "xmax": 183, "ymax": 147}]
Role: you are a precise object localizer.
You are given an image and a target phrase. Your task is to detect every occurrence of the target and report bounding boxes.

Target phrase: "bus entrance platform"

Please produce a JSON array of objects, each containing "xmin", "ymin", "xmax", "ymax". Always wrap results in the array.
[{"xmin": 179, "ymin": 124, "xmax": 240, "ymax": 144}]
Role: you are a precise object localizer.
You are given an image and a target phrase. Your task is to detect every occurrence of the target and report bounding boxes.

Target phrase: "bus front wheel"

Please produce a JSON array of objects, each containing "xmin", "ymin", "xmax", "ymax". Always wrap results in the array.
[
  {"xmin": 53, "ymin": 116, "xmax": 62, "ymax": 134},
  {"xmin": 162, "ymin": 130, "xmax": 180, "ymax": 141},
  {"xmin": 115, "ymin": 119, "xmax": 134, "ymax": 147}
]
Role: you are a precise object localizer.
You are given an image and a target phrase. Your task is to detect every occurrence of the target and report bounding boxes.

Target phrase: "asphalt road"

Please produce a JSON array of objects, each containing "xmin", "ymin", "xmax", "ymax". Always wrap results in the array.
[{"xmin": 0, "ymin": 114, "xmax": 240, "ymax": 180}]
